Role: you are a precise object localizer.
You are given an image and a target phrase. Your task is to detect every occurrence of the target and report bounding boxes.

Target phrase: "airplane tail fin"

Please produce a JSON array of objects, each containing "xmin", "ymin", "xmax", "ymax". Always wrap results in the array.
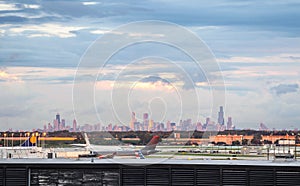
[
  {"xmin": 83, "ymin": 133, "xmax": 92, "ymax": 149},
  {"xmin": 141, "ymin": 135, "xmax": 160, "ymax": 151},
  {"xmin": 21, "ymin": 135, "xmax": 38, "ymax": 147}
]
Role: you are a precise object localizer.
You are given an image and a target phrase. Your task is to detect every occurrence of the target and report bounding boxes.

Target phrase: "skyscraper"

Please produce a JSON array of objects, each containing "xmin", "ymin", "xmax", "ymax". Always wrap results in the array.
[
  {"xmin": 47, "ymin": 123, "xmax": 52, "ymax": 132},
  {"xmin": 227, "ymin": 117, "xmax": 233, "ymax": 130},
  {"xmin": 205, "ymin": 117, "xmax": 210, "ymax": 125},
  {"xmin": 56, "ymin": 113, "xmax": 61, "ymax": 124},
  {"xmin": 259, "ymin": 123, "xmax": 269, "ymax": 131},
  {"xmin": 218, "ymin": 106, "xmax": 224, "ymax": 125},
  {"xmin": 148, "ymin": 119, "xmax": 153, "ymax": 131},
  {"xmin": 196, "ymin": 122, "xmax": 203, "ymax": 131},
  {"xmin": 170, "ymin": 123, "xmax": 176, "ymax": 130},
  {"xmin": 130, "ymin": 112, "xmax": 136, "ymax": 130},
  {"xmin": 61, "ymin": 119, "xmax": 65, "ymax": 130},
  {"xmin": 72, "ymin": 119, "xmax": 77, "ymax": 132},
  {"xmin": 143, "ymin": 113, "xmax": 148, "ymax": 121},
  {"xmin": 143, "ymin": 113, "xmax": 149, "ymax": 131},
  {"xmin": 43, "ymin": 124, "xmax": 47, "ymax": 132},
  {"xmin": 53, "ymin": 119, "xmax": 59, "ymax": 131},
  {"xmin": 166, "ymin": 121, "xmax": 172, "ymax": 131}
]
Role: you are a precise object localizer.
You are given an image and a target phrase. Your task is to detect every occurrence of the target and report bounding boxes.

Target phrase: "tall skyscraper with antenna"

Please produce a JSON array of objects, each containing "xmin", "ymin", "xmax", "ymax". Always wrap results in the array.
[{"xmin": 218, "ymin": 106, "xmax": 224, "ymax": 125}]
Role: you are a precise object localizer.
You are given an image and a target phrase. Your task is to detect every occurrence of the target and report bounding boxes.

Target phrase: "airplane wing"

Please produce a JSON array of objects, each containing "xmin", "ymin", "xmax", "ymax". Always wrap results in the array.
[
  {"xmin": 98, "ymin": 152, "xmax": 117, "ymax": 159},
  {"xmin": 70, "ymin": 144, "xmax": 87, "ymax": 148}
]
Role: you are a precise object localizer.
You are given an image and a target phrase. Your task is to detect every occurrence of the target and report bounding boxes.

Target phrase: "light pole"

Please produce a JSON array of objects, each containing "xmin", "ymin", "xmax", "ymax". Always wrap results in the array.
[
  {"xmin": 19, "ymin": 133, "xmax": 22, "ymax": 146},
  {"xmin": 26, "ymin": 132, "xmax": 30, "ymax": 147},
  {"xmin": 24, "ymin": 132, "xmax": 27, "ymax": 146},
  {"xmin": 42, "ymin": 132, "xmax": 46, "ymax": 148},
  {"xmin": 11, "ymin": 133, "xmax": 14, "ymax": 147},
  {"xmin": 295, "ymin": 133, "xmax": 298, "ymax": 160},
  {"xmin": 35, "ymin": 132, "xmax": 39, "ymax": 147},
  {"xmin": 3, "ymin": 133, "xmax": 6, "ymax": 147}
]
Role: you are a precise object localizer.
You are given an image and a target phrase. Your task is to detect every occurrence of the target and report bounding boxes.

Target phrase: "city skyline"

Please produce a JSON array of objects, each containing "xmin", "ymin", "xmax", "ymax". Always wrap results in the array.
[
  {"xmin": 1, "ymin": 108, "xmax": 299, "ymax": 134},
  {"xmin": 42, "ymin": 106, "xmax": 235, "ymax": 132},
  {"xmin": 0, "ymin": 1, "xmax": 299, "ymax": 130},
  {"xmin": 12, "ymin": 107, "xmax": 296, "ymax": 132}
]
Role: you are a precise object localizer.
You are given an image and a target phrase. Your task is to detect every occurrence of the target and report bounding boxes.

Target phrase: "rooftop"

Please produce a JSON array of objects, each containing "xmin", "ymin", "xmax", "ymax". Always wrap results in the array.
[{"xmin": 0, "ymin": 158, "xmax": 299, "ymax": 167}]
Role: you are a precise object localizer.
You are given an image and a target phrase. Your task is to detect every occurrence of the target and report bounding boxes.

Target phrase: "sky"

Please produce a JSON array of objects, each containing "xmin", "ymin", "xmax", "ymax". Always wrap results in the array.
[{"xmin": 0, "ymin": 0, "xmax": 300, "ymax": 130}]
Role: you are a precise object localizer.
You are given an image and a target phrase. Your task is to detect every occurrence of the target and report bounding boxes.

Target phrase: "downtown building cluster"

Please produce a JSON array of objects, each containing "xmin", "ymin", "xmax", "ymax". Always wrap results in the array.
[
  {"xmin": 42, "ymin": 106, "xmax": 235, "ymax": 132},
  {"xmin": 43, "ymin": 113, "xmax": 78, "ymax": 132},
  {"xmin": 128, "ymin": 106, "xmax": 235, "ymax": 132}
]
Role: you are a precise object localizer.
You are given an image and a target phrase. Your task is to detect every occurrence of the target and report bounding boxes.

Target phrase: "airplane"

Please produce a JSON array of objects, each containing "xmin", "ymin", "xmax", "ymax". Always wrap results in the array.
[{"xmin": 74, "ymin": 133, "xmax": 160, "ymax": 159}]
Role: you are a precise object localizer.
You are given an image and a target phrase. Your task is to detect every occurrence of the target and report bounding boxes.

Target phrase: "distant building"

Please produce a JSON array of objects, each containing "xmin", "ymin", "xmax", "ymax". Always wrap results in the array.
[
  {"xmin": 143, "ymin": 113, "xmax": 148, "ymax": 120},
  {"xmin": 107, "ymin": 123, "xmax": 113, "ymax": 131},
  {"xmin": 259, "ymin": 123, "xmax": 269, "ymax": 131},
  {"xmin": 94, "ymin": 123, "xmax": 101, "ymax": 131},
  {"xmin": 203, "ymin": 117, "xmax": 210, "ymax": 129},
  {"xmin": 130, "ymin": 112, "xmax": 136, "ymax": 130},
  {"xmin": 53, "ymin": 119, "xmax": 59, "ymax": 131},
  {"xmin": 155, "ymin": 123, "xmax": 164, "ymax": 131},
  {"xmin": 143, "ymin": 113, "xmax": 149, "ymax": 130},
  {"xmin": 217, "ymin": 124, "xmax": 226, "ymax": 131},
  {"xmin": 43, "ymin": 124, "xmax": 47, "ymax": 132},
  {"xmin": 180, "ymin": 119, "xmax": 193, "ymax": 131},
  {"xmin": 217, "ymin": 106, "xmax": 224, "ymax": 125},
  {"xmin": 134, "ymin": 122, "xmax": 141, "ymax": 131},
  {"xmin": 196, "ymin": 122, "xmax": 203, "ymax": 131},
  {"xmin": 261, "ymin": 135, "xmax": 294, "ymax": 144},
  {"xmin": 227, "ymin": 117, "xmax": 233, "ymax": 130},
  {"xmin": 72, "ymin": 119, "xmax": 77, "ymax": 132},
  {"xmin": 56, "ymin": 113, "xmax": 61, "ymax": 124},
  {"xmin": 47, "ymin": 123, "xmax": 52, "ymax": 132},
  {"xmin": 170, "ymin": 122, "xmax": 176, "ymax": 130},
  {"xmin": 166, "ymin": 121, "xmax": 172, "ymax": 131},
  {"xmin": 148, "ymin": 119, "xmax": 153, "ymax": 131},
  {"xmin": 61, "ymin": 119, "xmax": 65, "ymax": 130},
  {"xmin": 205, "ymin": 117, "xmax": 210, "ymax": 125},
  {"xmin": 210, "ymin": 134, "xmax": 254, "ymax": 145}
]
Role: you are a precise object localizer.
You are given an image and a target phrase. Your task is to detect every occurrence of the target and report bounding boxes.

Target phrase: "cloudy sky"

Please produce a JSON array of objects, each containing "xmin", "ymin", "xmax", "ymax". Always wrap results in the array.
[{"xmin": 0, "ymin": 0, "xmax": 300, "ymax": 130}]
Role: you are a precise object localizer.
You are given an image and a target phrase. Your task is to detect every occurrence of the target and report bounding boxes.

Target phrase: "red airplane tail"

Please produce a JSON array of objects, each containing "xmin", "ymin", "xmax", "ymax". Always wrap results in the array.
[{"xmin": 142, "ymin": 135, "xmax": 160, "ymax": 151}]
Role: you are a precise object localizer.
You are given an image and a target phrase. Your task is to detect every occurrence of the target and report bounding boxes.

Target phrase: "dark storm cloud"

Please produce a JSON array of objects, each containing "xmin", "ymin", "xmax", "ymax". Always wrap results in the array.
[
  {"xmin": 140, "ymin": 76, "xmax": 170, "ymax": 84},
  {"xmin": 271, "ymin": 83, "xmax": 299, "ymax": 95}
]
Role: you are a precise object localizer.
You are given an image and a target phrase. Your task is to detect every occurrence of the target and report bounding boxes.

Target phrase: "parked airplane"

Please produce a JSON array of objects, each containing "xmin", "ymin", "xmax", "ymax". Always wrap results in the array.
[{"xmin": 74, "ymin": 133, "xmax": 160, "ymax": 159}]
